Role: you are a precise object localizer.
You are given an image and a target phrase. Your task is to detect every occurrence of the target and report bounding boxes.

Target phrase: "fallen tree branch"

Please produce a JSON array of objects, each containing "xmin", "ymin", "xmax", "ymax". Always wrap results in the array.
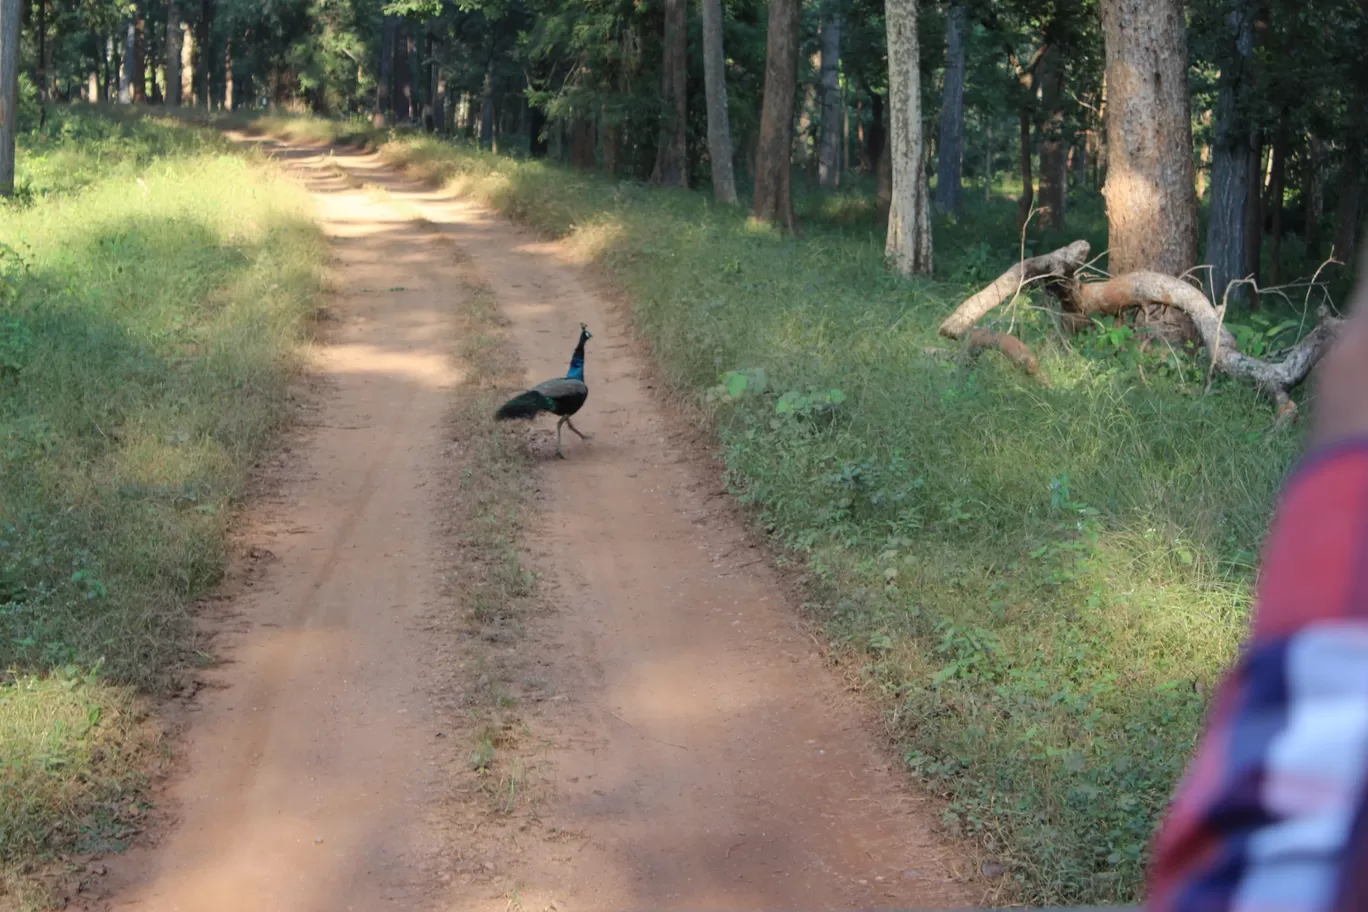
[
  {"xmin": 941, "ymin": 242, "xmax": 1345, "ymax": 419},
  {"xmin": 939, "ymin": 240, "xmax": 1092, "ymax": 338}
]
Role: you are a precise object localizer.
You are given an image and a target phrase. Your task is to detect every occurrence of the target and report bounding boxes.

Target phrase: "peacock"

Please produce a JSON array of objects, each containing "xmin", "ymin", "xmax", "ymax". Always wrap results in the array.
[{"xmin": 494, "ymin": 323, "xmax": 594, "ymax": 458}]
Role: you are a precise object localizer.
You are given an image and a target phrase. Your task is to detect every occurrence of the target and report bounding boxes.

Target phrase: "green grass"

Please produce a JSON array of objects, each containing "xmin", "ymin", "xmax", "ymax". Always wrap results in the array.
[
  {"xmin": 241, "ymin": 116, "xmax": 1330, "ymax": 905},
  {"xmin": 1, "ymin": 106, "xmax": 325, "ymax": 906}
]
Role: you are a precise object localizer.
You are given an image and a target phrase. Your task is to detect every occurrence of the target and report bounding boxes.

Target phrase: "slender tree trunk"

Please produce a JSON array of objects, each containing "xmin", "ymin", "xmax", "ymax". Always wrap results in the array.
[
  {"xmin": 984, "ymin": 115, "xmax": 993, "ymax": 201},
  {"xmin": 1206, "ymin": 0, "xmax": 1255, "ymax": 302},
  {"xmin": 1267, "ymin": 108, "xmax": 1290, "ymax": 283},
  {"xmin": 0, "ymin": 0, "xmax": 19, "ymax": 197},
  {"xmin": 1099, "ymin": 0, "xmax": 1198, "ymax": 278},
  {"xmin": 479, "ymin": 58, "xmax": 494, "ymax": 150},
  {"xmin": 89, "ymin": 68, "xmax": 98, "ymax": 102},
  {"xmin": 374, "ymin": 15, "xmax": 395, "ymax": 125},
  {"xmin": 1305, "ymin": 134, "xmax": 1324, "ymax": 261},
  {"xmin": 818, "ymin": 11, "xmax": 842, "ymax": 189},
  {"xmin": 1036, "ymin": 42, "xmax": 1067, "ymax": 231},
  {"xmin": 197, "ymin": 0, "xmax": 212, "ymax": 110},
  {"xmin": 223, "ymin": 37, "xmax": 233, "ymax": 111},
  {"xmin": 1335, "ymin": 98, "xmax": 1365, "ymax": 261},
  {"xmin": 529, "ymin": 99, "xmax": 548, "ymax": 157},
  {"xmin": 1244, "ymin": 131, "xmax": 1264, "ymax": 292},
  {"xmin": 864, "ymin": 90, "xmax": 884, "ymax": 173},
  {"xmin": 652, "ymin": 0, "xmax": 689, "ymax": 186},
  {"xmin": 934, "ymin": 0, "xmax": 966, "ymax": 213},
  {"xmin": 1016, "ymin": 107, "xmax": 1033, "ymax": 229},
  {"xmin": 133, "ymin": 1, "xmax": 147, "ymax": 102},
  {"xmin": 120, "ymin": 20, "xmax": 134, "ymax": 103},
  {"xmin": 751, "ymin": 0, "xmax": 801, "ymax": 231},
  {"xmin": 700, "ymin": 0, "xmax": 738, "ymax": 203},
  {"xmin": 36, "ymin": 0, "xmax": 48, "ymax": 103},
  {"xmin": 429, "ymin": 32, "xmax": 444, "ymax": 133},
  {"xmin": 396, "ymin": 23, "xmax": 412, "ymax": 122},
  {"xmin": 885, "ymin": 0, "xmax": 932, "ymax": 274}
]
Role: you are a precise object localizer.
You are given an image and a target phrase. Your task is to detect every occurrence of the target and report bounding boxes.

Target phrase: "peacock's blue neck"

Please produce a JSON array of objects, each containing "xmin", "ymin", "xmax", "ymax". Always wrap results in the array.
[{"xmin": 567, "ymin": 352, "xmax": 585, "ymax": 381}]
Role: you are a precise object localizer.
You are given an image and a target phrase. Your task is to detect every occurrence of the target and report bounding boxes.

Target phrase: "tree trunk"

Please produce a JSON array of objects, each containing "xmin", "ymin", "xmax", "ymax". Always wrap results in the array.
[
  {"xmin": 375, "ymin": 16, "xmax": 396, "ymax": 125},
  {"xmin": 36, "ymin": 0, "xmax": 47, "ymax": 103},
  {"xmin": 120, "ymin": 20, "xmax": 134, "ymax": 103},
  {"xmin": 197, "ymin": 0, "xmax": 212, "ymax": 111},
  {"xmin": 652, "ymin": 0, "xmax": 689, "ymax": 187},
  {"xmin": 1334, "ymin": 86, "xmax": 1365, "ymax": 262},
  {"xmin": 1036, "ymin": 42, "xmax": 1067, "ymax": 231},
  {"xmin": 1305, "ymin": 135, "xmax": 1324, "ymax": 261},
  {"xmin": 223, "ymin": 37, "xmax": 233, "ymax": 111},
  {"xmin": 885, "ymin": 0, "xmax": 932, "ymax": 275},
  {"xmin": 181, "ymin": 21, "xmax": 194, "ymax": 106},
  {"xmin": 0, "ymin": 0, "xmax": 19, "ymax": 197},
  {"xmin": 934, "ymin": 0, "xmax": 966, "ymax": 213},
  {"xmin": 1099, "ymin": 0, "xmax": 1198, "ymax": 279},
  {"xmin": 480, "ymin": 58, "xmax": 495, "ymax": 150},
  {"xmin": 1016, "ymin": 107, "xmax": 1033, "ymax": 229},
  {"xmin": 818, "ymin": 11, "xmax": 842, "ymax": 189},
  {"xmin": 864, "ymin": 90, "xmax": 884, "ymax": 173},
  {"xmin": 1244, "ymin": 131, "xmax": 1264, "ymax": 293},
  {"xmin": 396, "ymin": 23, "xmax": 412, "ymax": 122},
  {"xmin": 529, "ymin": 101, "xmax": 548, "ymax": 157},
  {"xmin": 700, "ymin": 0, "xmax": 738, "ymax": 203},
  {"xmin": 751, "ymin": 0, "xmax": 801, "ymax": 231},
  {"xmin": 1205, "ymin": 0, "xmax": 1255, "ymax": 302},
  {"xmin": 984, "ymin": 116, "xmax": 993, "ymax": 201},
  {"xmin": 133, "ymin": 1, "xmax": 147, "ymax": 103},
  {"xmin": 1267, "ymin": 108, "xmax": 1290, "ymax": 283}
]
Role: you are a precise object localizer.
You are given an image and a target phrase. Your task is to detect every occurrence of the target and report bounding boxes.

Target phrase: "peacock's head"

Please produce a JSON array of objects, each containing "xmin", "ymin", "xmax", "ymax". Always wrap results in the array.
[{"xmin": 580, "ymin": 322, "xmax": 592, "ymax": 342}]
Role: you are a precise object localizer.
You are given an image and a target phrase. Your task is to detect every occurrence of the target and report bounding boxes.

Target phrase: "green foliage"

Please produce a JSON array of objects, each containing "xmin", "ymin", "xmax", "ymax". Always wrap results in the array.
[
  {"xmin": 0, "ymin": 109, "xmax": 325, "ymax": 903},
  {"xmin": 363, "ymin": 132, "xmax": 1309, "ymax": 905}
]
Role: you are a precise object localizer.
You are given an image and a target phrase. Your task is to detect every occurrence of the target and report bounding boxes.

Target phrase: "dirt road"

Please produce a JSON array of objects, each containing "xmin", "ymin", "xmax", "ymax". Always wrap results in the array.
[{"xmin": 92, "ymin": 139, "xmax": 975, "ymax": 912}]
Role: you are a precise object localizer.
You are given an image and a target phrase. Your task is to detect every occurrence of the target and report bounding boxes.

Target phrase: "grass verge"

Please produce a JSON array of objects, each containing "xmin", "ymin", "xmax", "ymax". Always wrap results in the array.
[
  {"xmin": 1, "ymin": 106, "xmax": 325, "ymax": 908},
  {"xmin": 245, "ymin": 114, "xmax": 1311, "ymax": 906}
]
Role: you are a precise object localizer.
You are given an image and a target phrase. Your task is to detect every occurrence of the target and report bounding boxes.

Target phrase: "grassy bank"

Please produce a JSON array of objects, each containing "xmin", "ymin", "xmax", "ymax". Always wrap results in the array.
[
  {"xmin": 1, "ymin": 107, "xmax": 324, "ymax": 907},
  {"xmin": 247, "ymin": 116, "xmax": 1304, "ymax": 905}
]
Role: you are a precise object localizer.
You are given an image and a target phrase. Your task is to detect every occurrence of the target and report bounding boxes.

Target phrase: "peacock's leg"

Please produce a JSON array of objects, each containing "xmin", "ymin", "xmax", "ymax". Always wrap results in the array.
[
  {"xmin": 565, "ymin": 418, "xmax": 593, "ymax": 441},
  {"xmin": 555, "ymin": 417, "xmax": 567, "ymax": 459}
]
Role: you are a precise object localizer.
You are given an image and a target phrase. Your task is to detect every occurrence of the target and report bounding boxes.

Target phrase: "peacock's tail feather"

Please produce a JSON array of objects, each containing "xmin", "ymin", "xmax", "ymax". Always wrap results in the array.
[{"xmin": 494, "ymin": 389, "xmax": 553, "ymax": 420}]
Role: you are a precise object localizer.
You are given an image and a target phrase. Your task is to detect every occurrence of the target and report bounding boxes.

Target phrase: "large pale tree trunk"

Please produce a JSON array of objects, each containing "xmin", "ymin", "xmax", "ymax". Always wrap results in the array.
[
  {"xmin": 1205, "ymin": 0, "xmax": 1256, "ymax": 302},
  {"xmin": 1099, "ymin": 0, "xmax": 1198, "ymax": 301},
  {"xmin": 884, "ymin": 0, "xmax": 932, "ymax": 275},
  {"xmin": 180, "ymin": 22, "xmax": 194, "ymax": 105},
  {"xmin": 817, "ymin": 10, "xmax": 841, "ymax": 189},
  {"xmin": 700, "ymin": 0, "xmax": 738, "ymax": 203},
  {"xmin": 652, "ymin": 0, "xmax": 689, "ymax": 187},
  {"xmin": 934, "ymin": 0, "xmax": 966, "ymax": 214},
  {"xmin": 166, "ymin": 1, "xmax": 183, "ymax": 107},
  {"xmin": 751, "ymin": 0, "xmax": 801, "ymax": 231},
  {"xmin": 0, "ymin": 0, "xmax": 19, "ymax": 197},
  {"xmin": 374, "ymin": 16, "xmax": 396, "ymax": 125}
]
